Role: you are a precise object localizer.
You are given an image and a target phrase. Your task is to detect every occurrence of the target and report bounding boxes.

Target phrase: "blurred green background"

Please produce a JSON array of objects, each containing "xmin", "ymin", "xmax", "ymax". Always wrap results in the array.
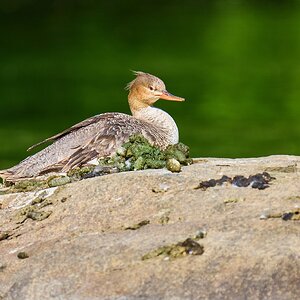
[{"xmin": 1, "ymin": 0, "xmax": 300, "ymax": 169}]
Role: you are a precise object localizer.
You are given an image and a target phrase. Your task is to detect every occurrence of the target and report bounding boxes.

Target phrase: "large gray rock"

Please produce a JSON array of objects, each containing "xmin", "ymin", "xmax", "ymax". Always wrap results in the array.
[{"xmin": 0, "ymin": 155, "xmax": 300, "ymax": 299}]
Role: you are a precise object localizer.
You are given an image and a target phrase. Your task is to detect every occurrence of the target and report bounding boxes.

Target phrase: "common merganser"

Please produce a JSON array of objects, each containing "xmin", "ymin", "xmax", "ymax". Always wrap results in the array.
[{"xmin": 0, "ymin": 71, "xmax": 185, "ymax": 181}]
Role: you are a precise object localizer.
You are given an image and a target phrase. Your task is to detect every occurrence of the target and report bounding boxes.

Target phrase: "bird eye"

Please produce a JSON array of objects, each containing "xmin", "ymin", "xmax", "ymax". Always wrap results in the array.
[{"xmin": 149, "ymin": 86, "xmax": 154, "ymax": 91}]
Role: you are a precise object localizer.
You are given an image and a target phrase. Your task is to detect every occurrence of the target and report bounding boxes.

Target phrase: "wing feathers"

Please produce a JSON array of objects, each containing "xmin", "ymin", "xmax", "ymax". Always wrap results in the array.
[
  {"xmin": 27, "ymin": 114, "xmax": 104, "ymax": 151},
  {"xmin": 61, "ymin": 135, "xmax": 118, "ymax": 171},
  {"xmin": 3, "ymin": 112, "xmax": 164, "ymax": 181}
]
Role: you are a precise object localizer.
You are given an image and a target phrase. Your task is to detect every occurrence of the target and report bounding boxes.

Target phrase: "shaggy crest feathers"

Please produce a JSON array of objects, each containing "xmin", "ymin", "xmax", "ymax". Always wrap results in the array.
[
  {"xmin": 125, "ymin": 71, "xmax": 165, "ymax": 91},
  {"xmin": 125, "ymin": 71, "xmax": 145, "ymax": 90}
]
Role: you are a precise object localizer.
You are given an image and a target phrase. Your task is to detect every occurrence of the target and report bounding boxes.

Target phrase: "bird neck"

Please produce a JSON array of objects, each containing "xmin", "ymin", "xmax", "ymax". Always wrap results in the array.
[{"xmin": 128, "ymin": 89, "xmax": 153, "ymax": 112}]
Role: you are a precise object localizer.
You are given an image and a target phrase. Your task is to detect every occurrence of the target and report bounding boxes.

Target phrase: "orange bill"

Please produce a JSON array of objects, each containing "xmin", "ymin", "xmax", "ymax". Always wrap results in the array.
[{"xmin": 159, "ymin": 90, "xmax": 185, "ymax": 102}]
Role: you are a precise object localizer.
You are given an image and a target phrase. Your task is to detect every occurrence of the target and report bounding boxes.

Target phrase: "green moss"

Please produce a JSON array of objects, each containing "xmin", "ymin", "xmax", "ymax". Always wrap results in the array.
[
  {"xmin": 15, "ymin": 194, "xmax": 53, "ymax": 223},
  {"xmin": 67, "ymin": 165, "xmax": 95, "ymax": 179},
  {"xmin": 166, "ymin": 158, "xmax": 181, "ymax": 172},
  {"xmin": 17, "ymin": 252, "xmax": 29, "ymax": 259},
  {"xmin": 266, "ymin": 208, "xmax": 300, "ymax": 221},
  {"xmin": 124, "ymin": 219, "xmax": 150, "ymax": 230},
  {"xmin": 142, "ymin": 238, "xmax": 204, "ymax": 260},
  {"xmin": 223, "ymin": 198, "xmax": 244, "ymax": 204},
  {"xmin": 165, "ymin": 143, "xmax": 192, "ymax": 164},
  {"xmin": 0, "ymin": 232, "xmax": 10, "ymax": 241},
  {"xmin": 9, "ymin": 179, "xmax": 48, "ymax": 193},
  {"xmin": 99, "ymin": 134, "xmax": 192, "ymax": 172},
  {"xmin": 48, "ymin": 176, "xmax": 71, "ymax": 187},
  {"xmin": 26, "ymin": 210, "xmax": 52, "ymax": 221},
  {"xmin": 159, "ymin": 215, "xmax": 170, "ymax": 225}
]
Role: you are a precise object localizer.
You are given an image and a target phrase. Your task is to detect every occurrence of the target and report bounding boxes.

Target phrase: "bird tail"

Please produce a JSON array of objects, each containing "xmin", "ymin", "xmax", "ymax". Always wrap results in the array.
[
  {"xmin": 0, "ymin": 169, "xmax": 29, "ymax": 183},
  {"xmin": 0, "ymin": 169, "xmax": 21, "ymax": 182},
  {"xmin": 0, "ymin": 163, "xmax": 66, "ymax": 183}
]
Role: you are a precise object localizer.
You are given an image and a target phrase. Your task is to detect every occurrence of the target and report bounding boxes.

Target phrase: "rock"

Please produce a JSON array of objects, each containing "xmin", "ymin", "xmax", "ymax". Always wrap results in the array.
[{"xmin": 0, "ymin": 155, "xmax": 300, "ymax": 299}]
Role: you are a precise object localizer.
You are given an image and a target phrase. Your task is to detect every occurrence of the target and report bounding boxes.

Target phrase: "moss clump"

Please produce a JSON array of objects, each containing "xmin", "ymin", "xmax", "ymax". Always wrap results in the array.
[
  {"xmin": 0, "ymin": 232, "xmax": 10, "ymax": 241},
  {"xmin": 48, "ymin": 176, "xmax": 71, "ymax": 187},
  {"xmin": 142, "ymin": 238, "xmax": 204, "ymax": 260},
  {"xmin": 27, "ymin": 210, "xmax": 52, "ymax": 221},
  {"xmin": 124, "ymin": 219, "xmax": 150, "ymax": 230},
  {"xmin": 166, "ymin": 158, "xmax": 181, "ymax": 172},
  {"xmin": 165, "ymin": 143, "xmax": 192, "ymax": 164},
  {"xmin": 265, "ymin": 208, "xmax": 300, "ymax": 221},
  {"xmin": 3, "ymin": 177, "xmax": 59, "ymax": 194},
  {"xmin": 15, "ymin": 194, "xmax": 54, "ymax": 223},
  {"xmin": 17, "ymin": 252, "xmax": 29, "ymax": 259},
  {"xmin": 9, "ymin": 179, "xmax": 49, "ymax": 193},
  {"xmin": 98, "ymin": 134, "xmax": 192, "ymax": 172},
  {"xmin": 16, "ymin": 205, "xmax": 52, "ymax": 223},
  {"xmin": 67, "ymin": 165, "xmax": 95, "ymax": 179}
]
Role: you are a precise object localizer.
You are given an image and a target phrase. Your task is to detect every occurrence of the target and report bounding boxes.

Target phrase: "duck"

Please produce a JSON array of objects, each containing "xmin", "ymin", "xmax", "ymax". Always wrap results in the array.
[{"xmin": 0, "ymin": 71, "xmax": 185, "ymax": 182}]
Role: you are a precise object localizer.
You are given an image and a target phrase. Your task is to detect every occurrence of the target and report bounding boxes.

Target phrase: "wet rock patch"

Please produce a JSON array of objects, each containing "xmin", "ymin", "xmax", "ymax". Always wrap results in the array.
[
  {"xmin": 195, "ymin": 172, "xmax": 275, "ymax": 190},
  {"xmin": 260, "ymin": 208, "xmax": 300, "ymax": 221}
]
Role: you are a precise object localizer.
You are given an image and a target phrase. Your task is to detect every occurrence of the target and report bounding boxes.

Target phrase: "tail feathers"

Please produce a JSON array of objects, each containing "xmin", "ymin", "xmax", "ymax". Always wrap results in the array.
[
  {"xmin": 0, "ymin": 165, "xmax": 40, "ymax": 182},
  {"xmin": 0, "ymin": 163, "xmax": 67, "ymax": 183},
  {"xmin": 0, "ymin": 169, "xmax": 28, "ymax": 182}
]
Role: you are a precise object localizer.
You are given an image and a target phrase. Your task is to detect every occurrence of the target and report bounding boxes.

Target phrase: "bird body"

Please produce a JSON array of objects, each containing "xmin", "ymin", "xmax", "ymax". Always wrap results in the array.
[{"xmin": 0, "ymin": 72, "xmax": 185, "ymax": 181}]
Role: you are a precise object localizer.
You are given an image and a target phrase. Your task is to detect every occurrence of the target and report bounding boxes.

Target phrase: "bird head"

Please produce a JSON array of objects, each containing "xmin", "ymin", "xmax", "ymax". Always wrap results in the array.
[{"xmin": 127, "ymin": 71, "xmax": 185, "ymax": 110}]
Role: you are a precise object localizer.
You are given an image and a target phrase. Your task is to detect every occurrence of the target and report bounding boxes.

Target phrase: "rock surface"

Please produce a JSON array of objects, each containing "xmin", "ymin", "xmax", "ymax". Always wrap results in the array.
[{"xmin": 0, "ymin": 155, "xmax": 300, "ymax": 300}]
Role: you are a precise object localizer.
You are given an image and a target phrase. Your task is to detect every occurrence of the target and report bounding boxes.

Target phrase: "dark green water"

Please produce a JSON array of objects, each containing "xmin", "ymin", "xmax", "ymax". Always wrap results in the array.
[{"xmin": 1, "ymin": 0, "xmax": 300, "ymax": 169}]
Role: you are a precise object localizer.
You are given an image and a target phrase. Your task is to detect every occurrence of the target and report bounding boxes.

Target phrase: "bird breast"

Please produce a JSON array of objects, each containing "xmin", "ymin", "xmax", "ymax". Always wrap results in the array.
[{"xmin": 133, "ymin": 106, "xmax": 179, "ymax": 145}]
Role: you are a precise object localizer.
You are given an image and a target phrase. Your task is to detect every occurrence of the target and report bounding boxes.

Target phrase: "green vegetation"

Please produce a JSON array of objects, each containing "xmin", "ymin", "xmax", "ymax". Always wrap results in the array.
[
  {"xmin": 142, "ymin": 238, "xmax": 204, "ymax": 260},
  {"xmin": 99, "ymin": 135, "xmax": 192, "ymax": 172}
]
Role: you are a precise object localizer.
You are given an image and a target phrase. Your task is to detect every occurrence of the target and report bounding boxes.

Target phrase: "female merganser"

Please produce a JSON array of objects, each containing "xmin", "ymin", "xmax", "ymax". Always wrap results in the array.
[{"xmin": 0, "ymin": 71, "xmax": 185, "ymax": 181}]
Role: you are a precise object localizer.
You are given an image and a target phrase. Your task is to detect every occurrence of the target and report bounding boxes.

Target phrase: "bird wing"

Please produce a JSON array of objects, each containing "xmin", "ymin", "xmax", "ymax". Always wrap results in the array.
[
  {"xmin": 60, "ymin": 134, "xmax": 117, "ymax": 172},
  {"xmin": 1, "ymin": 113, "xmax": 164, "ymax": 181},
  {"xmin": 37, "ymin": 113, "xmax": 155, "ymax": 173},
  {"xmin": 27, "ymin": 114, "xmax": 106, "ymax": 151}
]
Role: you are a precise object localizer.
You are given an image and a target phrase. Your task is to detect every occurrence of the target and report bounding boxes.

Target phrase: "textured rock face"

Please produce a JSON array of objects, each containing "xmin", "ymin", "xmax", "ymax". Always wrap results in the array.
[{"xmin": 0, "ymin": 155, "xmax": 300, "ymax": 300}]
